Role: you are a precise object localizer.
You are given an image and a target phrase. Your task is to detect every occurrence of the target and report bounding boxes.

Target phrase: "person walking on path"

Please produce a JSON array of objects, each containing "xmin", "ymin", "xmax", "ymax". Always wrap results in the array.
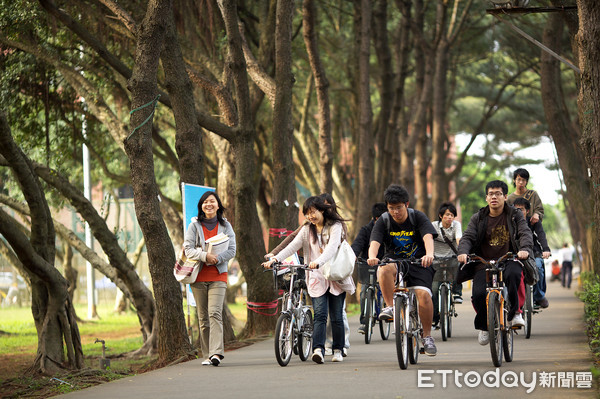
[
  {"xmin": 262, "ymin": 196, "xmax": 355, "ymax": 364},
  {"xmin": 559, "ymin": 243, "xmax": 575, "ymax": 289},
  {"xmin": 183, "ymin": 191, "xmax": 237, "ymax": 366}
]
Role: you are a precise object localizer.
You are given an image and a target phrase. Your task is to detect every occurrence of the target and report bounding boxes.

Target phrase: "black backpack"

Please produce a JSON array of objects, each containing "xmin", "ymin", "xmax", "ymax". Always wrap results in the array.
[{"xmin": 380, "ymin": 208, "xmax": 418, "ymax": 235}]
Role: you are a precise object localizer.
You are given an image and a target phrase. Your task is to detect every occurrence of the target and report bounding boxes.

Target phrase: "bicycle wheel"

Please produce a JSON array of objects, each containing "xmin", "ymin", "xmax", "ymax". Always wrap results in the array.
[
  {"xmin": 524, "ymin": 284, "xmax": 533, "ymax": 339},
  {"xmin": 298, "ymin": 308, "xmax": 313, "ymax": 361},
  {"xmin": 365, "ymin": 289, "xmax": 374, "ymax": 344},
  {"xmin": 448, "ymin": 300, "xmax": 454, "ymax": 339},
  {"xmin": 378, "ymin": 290, "xmax": 390, "ymax": 340},
  {"xmin": 274, "ymin": 313, "xmax": 293, "ymax": 367},
  {"xmin": 487, "ymin": 291, "xmax": 502, "ymax": 367},
  {"xmin": 408, "ymin": 293, "xmax": 420, "ymax": 365},
  {"xmin": 503, "ymin": 301, "xmax": 514, "ymax": 363},
  {"xmin": 394, "ymin": 295, "xmax": 408, "ymax": 369},
  {"xmin": 440, "ymin": 284, "xmax": 449, "ymax": 341}
]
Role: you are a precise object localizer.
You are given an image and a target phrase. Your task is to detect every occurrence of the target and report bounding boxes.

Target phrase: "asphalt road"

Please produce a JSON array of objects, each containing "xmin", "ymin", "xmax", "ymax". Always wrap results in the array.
[{"xmin": 61, "ymin": 280, "xmax": 595, "ymax": 398}]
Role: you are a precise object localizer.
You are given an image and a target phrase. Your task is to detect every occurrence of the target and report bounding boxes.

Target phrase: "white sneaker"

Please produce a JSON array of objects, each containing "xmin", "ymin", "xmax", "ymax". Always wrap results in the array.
[
  {"xmin": 332, "ymin": 349, "xmax": 343, "ymax": 362},
  {"xmin": 312, "ymin": 348, "xmax": 324, "ymax": 364},
  {"xmin": 324, "ymin": 347, "xmax": 333, "ymax": 356},
  {"xmin": 342, "ymin": 347, "xmax": 348, "ymax": 357},
  {"xmin": 511, "ymin": 313, "xmax": 525, "ymax": 328},
  {"xmin": 478, "ymin": 330, "xmax": 489, "ymax": 345}
]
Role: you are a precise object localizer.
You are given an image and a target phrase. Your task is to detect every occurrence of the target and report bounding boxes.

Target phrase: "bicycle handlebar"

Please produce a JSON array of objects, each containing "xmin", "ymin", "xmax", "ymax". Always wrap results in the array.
[
  {"xmin": 264, "ymin": 261, "xmax": 314, "ymax": 271},
  {"xmin": 464, "ymin": 252, "xmax": 519, "ymax": 268}
]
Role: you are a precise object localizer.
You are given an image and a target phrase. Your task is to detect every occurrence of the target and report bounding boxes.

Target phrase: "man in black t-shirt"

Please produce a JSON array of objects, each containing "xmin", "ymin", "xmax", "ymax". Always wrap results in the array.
[
  {"xmin": 457, "ymin": 180, "xmax": 533, "ymax": 346},
  {"xmin": 367, "ymin": 184, "xmax": 438, "ymax": 356}
]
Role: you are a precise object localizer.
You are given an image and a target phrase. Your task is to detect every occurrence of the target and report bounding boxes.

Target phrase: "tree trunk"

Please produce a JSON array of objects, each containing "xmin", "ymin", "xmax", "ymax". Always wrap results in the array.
[
  {"xmin": 218, "ymin": 0, "xmax": 278, "ymax": 336},
  {"xmin": 354, "ymin": 0, "xmax": 375, "ymax": 228},
  {"xmin": 269, "ymin": 0, "xmax": 298, "ymax": 253},
  {"xmin": 576, "ymin": 0, "xmax": 600, "ymax": 273},
  {"xmin": 303, "ymin": 0, "xmax": 333, "ymax": 194},
  {"xmin": 125, "ymin": 0, "xmax": 193, "ymax": 364},
  {"xmin": 541, "ymin": 13, "xmax": 595, "ymax": 273}
]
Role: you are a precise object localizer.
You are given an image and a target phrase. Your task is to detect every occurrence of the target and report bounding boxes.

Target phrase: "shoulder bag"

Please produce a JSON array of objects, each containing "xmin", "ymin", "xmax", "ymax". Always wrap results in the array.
[
  {"xmin": 173, "ymin": 247, "xmax": 201, "ymax": 284},
  {"xmin": 321, "ymin": 240, "xmax": 356, "ymax": 281},
  {"xmin": 522, "ymin": 256, "xmax": 539, "ymax": 286}
]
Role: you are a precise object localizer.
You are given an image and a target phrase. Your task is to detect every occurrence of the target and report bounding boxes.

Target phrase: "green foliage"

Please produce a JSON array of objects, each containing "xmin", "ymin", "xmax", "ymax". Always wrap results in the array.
[{"xmin": 577, "ymin": 272, "xmax": 600, "ymax": 359}]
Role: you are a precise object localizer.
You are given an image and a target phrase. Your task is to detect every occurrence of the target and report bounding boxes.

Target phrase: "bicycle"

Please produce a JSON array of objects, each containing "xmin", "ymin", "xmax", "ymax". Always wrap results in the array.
[
  {"xmin": 464, "ymin": 252, "xmax": 521, "ymax": 367},
  {"xmin": 522, "ymin": 282, "xmax": 543, "ymax": 339},
  {"xmin": 433, "ymin": 256, "xmax": 459, "ymax": 342},
  {"xmin": 370, "ymin": 257, "xmax": 423, "ymax": 369},
  {"xmin": 357, "ymin": 258, "xmax": 391, "ymax": 344},
  {"xmin": 267, "ymin": 262, "xmax": 314, "ymax": 367}
]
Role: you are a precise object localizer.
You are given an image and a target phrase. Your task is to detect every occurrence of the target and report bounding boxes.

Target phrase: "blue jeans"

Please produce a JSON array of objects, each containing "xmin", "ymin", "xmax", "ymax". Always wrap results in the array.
[
  {"xmin": 312, "ymin": 291, "xmax": 346, "ymax": 351},
  {"xmin": 533, "ymin": 257, "xmax": 546, "ymax": 301}
]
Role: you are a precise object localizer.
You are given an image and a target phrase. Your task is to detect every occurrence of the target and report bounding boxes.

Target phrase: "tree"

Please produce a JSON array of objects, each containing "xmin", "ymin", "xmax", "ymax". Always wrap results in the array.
[
  {"xmin": 576, "ymin": 0, "xmax": 600, "ymax": 273},
  {"xmin": 0, "ymin": 111, "xmax": 83, "ymax": 374}
]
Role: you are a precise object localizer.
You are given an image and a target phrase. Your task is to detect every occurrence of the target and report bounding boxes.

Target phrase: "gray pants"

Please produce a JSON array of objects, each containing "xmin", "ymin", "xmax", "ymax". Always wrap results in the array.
[{"xmin": 191, "ymin": 281, "xmax": 227, "ymax": 358}]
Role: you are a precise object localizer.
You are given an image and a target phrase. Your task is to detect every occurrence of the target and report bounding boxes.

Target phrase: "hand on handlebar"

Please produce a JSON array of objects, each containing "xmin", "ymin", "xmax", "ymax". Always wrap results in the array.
[
  {"xmin": 517, "ymin": 250, "xmax": 529, "ymax": 260},
  {"xmin": 262, "ymin": 259, "xmax": 276, "ymax": 269},
  {"xmin": 421, "ymin": 254, "xmax": 434, "ymax": 267},
  {"xmin": 367, "ymin": 257, "xmax": 380, "ymax": 266},
  {"xmin": 309, "ymin": 261, "xmax": 319, "ymax": 269},
  {"xmin": 457, "ymin": 254, "xmax": 468, "ymax": 264},
  {"xmin": 542, "ymin": 251, "xmax": 551, "ymax": 259}
]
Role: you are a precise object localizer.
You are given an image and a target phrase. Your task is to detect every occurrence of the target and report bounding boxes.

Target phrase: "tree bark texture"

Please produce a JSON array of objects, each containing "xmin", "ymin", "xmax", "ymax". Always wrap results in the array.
[
  {"xmin": 576, "ymin": 0, "xmax": 600, "ymax": 273},
  {"xmin": 125, "ymin": 0, "xmax": 193, "ymax": 363}
]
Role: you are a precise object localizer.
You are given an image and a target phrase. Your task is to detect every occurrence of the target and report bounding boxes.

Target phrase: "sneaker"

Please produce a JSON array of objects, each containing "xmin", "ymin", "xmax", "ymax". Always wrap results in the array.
[
  {"xmin": 332, "ymin": 350, "xmax": 343, "ymax": 362},
  {"xmin": 324, "ymin": 347, "xmax": 333, "ymax": 356},
  {"xmin": 478, "ymin": 330, "xmax": 489, "ymax": 345},
  {"xmin": 342, "ymin": 347, "xmax": 348, "ymax": 357},
  {"xmin": 379, "ymin": 306, "xmax": 394, "ymax": 321},
  {"xmin": 536, "ymin": 297, "xmax": 549, "ymax": 309},
  {"xmin": 422, "ymin": 336, "xmax": 437, "ymax": 356},
  {"xmin": 453, "ymin": 295, "xmax": 463, "ymax": 304},
  {"xmin": 210, "ymin": 355, "xmax": 221, "ymax": 366},
  {"xmin": 432, "ymin": 321, "xmax": 440, "ymax": 330},
  {"xmin": 511, "ymin": 313, "xmax": 525, "ymax": 328},
  {"xmin": 312, "ymin": 348, "xmax": 324, "ymax": 364},
  {"xmin": 201, "ymin": 359, "xmax": 211, "ymax": 365},
  {"xmin": 357, "ymin": 325, "xmax": 366, "ymax": 334}
]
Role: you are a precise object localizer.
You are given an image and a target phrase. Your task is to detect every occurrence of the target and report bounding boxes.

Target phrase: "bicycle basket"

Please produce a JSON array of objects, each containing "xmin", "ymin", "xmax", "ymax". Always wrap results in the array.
[
  {"xmin": 357, "ymin": 261, "xmax": 378, "ymax": 285},
  {"xmin": 432, "ymin": 258, "xmax": 459, "ymax": 282}
]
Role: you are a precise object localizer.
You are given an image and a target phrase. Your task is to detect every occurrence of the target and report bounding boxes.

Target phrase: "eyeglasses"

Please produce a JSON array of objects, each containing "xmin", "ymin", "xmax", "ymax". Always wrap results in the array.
[
  {"xmin": 388, "ymin": 204, "xmax": 406, "ymax": 213},
  {"xmin": 486, "ymin": 191, "xmax": 504, "ymax": 198}
]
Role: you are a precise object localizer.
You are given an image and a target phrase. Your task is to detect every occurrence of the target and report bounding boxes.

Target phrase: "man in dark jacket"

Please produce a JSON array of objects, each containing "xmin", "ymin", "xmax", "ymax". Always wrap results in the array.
[
  {"xmin": 457, "ymin": 180, "xmax": 533, "ymax": 346},
  {"xmin": 352, "ymin": 202, "xmax": 387, "ymax": 334}
]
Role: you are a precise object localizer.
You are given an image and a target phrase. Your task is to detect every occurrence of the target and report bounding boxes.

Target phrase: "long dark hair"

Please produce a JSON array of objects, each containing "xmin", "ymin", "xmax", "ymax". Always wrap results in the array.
[
  {"xmin": 302, "ymin": 196, "xmax": 345, "ymax": 243},
  {"xmin": 197, "ymin": 191, "xmax": 226, "ymax": 225}
]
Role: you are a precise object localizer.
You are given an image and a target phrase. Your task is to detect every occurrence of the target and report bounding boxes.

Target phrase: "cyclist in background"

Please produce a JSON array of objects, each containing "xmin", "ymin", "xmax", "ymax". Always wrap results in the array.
[
  {"xmin": 431, "ymin": 202, "xmax": 462, "ymax": 329},
  {"xmin": 457, "ymin": 180, "xmax": 533, "ymax": 345},
  {"xmin": 367, "ymin": 184, "xmax": 438, "ymax": 356},
  {"xmin": 507, "ymin": 168, "xmax": 544, "ymax": 225},
  {"xmin": 351, "ymin": 202, "xmax": 387, "ymax": 334},
  {"xmin": 513, "ymin": 198, "xmax": 551, "ymax": 308}
]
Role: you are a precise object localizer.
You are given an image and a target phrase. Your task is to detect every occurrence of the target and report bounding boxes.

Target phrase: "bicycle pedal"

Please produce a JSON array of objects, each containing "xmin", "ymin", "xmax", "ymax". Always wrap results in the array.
[{"xmin": 419, "ymin": 348, "xmax": 425, "ymax": 354}]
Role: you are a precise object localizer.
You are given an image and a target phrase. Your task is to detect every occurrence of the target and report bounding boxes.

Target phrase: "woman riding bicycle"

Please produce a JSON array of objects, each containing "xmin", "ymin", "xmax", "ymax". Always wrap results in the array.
[
  {"xmin": 262, "ymin": 196, "xmax": 355, "ymax": 364},
  {"xmin": 456, "ymin": 180, "xmax": 533, "ymax": 345}
]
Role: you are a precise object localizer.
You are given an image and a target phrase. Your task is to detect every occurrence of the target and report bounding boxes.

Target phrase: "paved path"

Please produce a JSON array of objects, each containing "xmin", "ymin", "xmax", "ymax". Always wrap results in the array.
[{"xmin": 61, "ymin": 281, "xmax": 595, "ymax": 398}]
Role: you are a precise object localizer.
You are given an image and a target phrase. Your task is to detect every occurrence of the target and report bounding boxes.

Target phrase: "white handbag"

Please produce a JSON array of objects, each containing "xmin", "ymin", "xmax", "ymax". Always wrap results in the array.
[{"xmin": 321, "ymin": 240, "xmax": 356, "ymax": 281}]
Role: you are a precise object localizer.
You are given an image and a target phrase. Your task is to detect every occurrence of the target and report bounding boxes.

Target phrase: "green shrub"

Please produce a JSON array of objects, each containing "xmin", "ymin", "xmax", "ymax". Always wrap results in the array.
[{"xmin": 577, "ymin": 272, "xmax": 600, "ymax": 355}]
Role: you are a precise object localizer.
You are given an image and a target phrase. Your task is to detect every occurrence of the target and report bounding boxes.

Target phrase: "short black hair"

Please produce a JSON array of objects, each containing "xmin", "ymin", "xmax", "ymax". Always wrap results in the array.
[
  {"xmin": 437, "ymin": 202, "xmax": 457, "ymax": 220},
  {"xmin": 384, "ymin": 184, "xmax": 409, "ymax": 205},
  {"xmin": 513, "ymin": 197, "xmax": 531, "ymax": 210},
  {"xmin": 513, "ymin": 168, "xmax": 530, "ymax": 187},
  {"xmin": 372, "ymin": 202, "xmax": 387, "ymax": 219},
  {"xmin": 485, "ymin": 180, "xmax": 508, "ymax": 196}
]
